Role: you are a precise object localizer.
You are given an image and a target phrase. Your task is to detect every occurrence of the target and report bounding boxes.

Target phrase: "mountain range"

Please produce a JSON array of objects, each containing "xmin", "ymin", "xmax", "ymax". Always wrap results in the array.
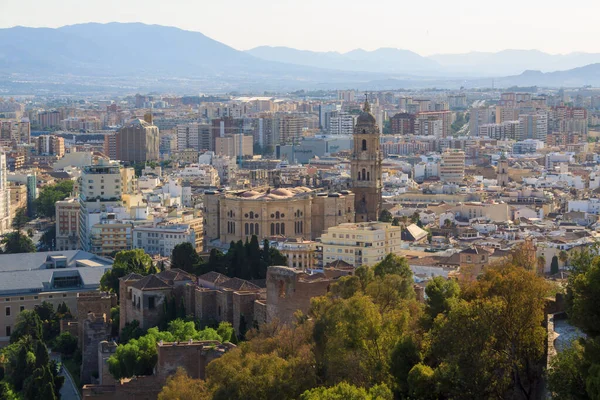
[{"xmin": 1, "ymin": 22, "xmax": 600, "ymax": 93}]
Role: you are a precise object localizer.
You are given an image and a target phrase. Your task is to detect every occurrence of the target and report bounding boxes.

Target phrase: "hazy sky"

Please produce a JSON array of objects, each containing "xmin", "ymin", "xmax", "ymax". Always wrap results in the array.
[{"xmin": 1, "ymin": 0, "xmax": 599, "ymax": 55}]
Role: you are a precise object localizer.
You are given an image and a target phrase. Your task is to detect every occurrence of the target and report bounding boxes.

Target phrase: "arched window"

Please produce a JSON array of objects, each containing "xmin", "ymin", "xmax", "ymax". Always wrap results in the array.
[
  {"xmin": 249, "ymin": 211, "xmax": 254, "ymax": 219},
  {"xmin": 276, "ymin": 223, "xmax": 280, "ymax": 235},
  {"xmin": 255, "ymin": 223, "xmax": 259, "ymax": 235},
  {"xmin": 362, "ymin": 139, "xmax": 367, "ymax": 151},
  {"xmin": 300, "ymin": 221, "xmax": 303, "ymax": 233},
  {"xmin": 245, "ymin": 223, "xmax": 249, "ymax": 235},
  {"xmin": 271, "ymin": 223, "xmax": 275, "ymax": 235},
  {"xmin": 232, "ymin": 223, "xmax": 235, "ymax": 234},
  {"xmin": 362, "ymin": 168, "xmax": 366, "ymax": 180},
  {"xmin": 357, "ymin": 171, "xmax": 361, "ymax": 180},
  {"xmin": 338, "ymin": 210, "xmax": 342, "ymax": 216},
  {"xmin": 281, "ymin": 223, "xmax": 285, "ymax": 235},
  {"xmin": 367, "ymin": 171, "xmax": 370, "ymax": 181},
  {"xmin": 275, "ymin": 211, "xmax": 280, "ymax": 219},
  {"xmin": 249, "ymin": 223, "xmax": 254, "ymax": 235}
]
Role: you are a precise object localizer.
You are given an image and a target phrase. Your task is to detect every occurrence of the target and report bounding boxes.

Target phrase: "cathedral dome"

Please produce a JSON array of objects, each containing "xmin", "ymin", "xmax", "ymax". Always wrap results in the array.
[
  {"xmin": 357, "ymin": 111, "xmax": 376, "ymax": 125},
  {"xmin": 355, "ymin": 97, "xmax": 377, "ymax": 128}
]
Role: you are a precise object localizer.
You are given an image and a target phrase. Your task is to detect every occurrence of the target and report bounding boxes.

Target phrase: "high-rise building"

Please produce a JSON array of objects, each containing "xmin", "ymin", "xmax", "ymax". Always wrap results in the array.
[
  {"xmin": 440, "ymin": 149, "xmax": 465, "ymax": 184},
  {"xmin": 328, "ymin": 111, "xmax": 356, "ymax": 135},
  {"xmin": 274, "ymin": 114, "xmax": 303, "ymax": 145},
  {"xmin": 0, "ymin": 119, "xmax": 30, "ymax": 144},
  {"xmin": 469, "ymin": 107, "xmax": 494, "ymax": 136},
  {"xmin": 78, "ymin": 161, "xmax": 124, "ymax": 252},
  {"xmin": 115, "ymin": 116, "xmax": 160, "ymax": 163},
  {"xmin": 0, "ymin": 153, "xmax": 10, "ymax": 234},
  {"xmin": 36, "ymin": 135, "xmax": 65, "ymax": 157},
  {"xmin": 390, "ymin": 113, "xmax": 416, "ymax": 135},
  {"xmin": 479, "ymin": 121, "xmax": 520, "ymax": 140},
  {"xmin": 215, "ymin": 134, "xmax": 253, "ymax": 159},
  {"xmin": 518, "ymin": 112, "xmax": 548, "ymax": 142},
  {"xmin": 176, "ymin": 123, "xmax": 212, "ymax": 151},
  {"xmin": 351, "ymin": 99, "xmax": 382, "ymax": 223},
  {"xmin": 56, "ymin": 198, "xmax": 80, "ymax": 251},
  {"xmin": 103, "ymin": 133, "xmax": 117, "ymax": 159},
  {"xmin": 38, "ymin": 111, "xmax": 61, "ymax": 129}
]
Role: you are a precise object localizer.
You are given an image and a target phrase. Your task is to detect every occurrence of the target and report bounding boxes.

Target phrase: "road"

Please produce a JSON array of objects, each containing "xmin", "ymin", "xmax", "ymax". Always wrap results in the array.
[{"xmin": 51, "ymin": 353, "xmax": 81, "ymax": 400}]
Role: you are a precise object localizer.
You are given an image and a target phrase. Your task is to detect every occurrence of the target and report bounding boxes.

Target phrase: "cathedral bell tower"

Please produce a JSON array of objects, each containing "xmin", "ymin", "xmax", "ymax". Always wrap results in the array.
[{"xmin": 351, "ymin": 96, "xmax": 382, "ymax": 222}]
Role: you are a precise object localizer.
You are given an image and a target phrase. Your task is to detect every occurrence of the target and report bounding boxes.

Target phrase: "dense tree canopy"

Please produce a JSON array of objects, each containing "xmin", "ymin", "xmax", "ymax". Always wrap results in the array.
[
  {"xmin": 171, "ymin": 236, "xmax": 288, "ymax": 280},
  {"xmin": 100, "ymin": 249, "xmax": 157, "ymax": 294},
  {"xmin": 2, "ymin": 232, "xmax": 36, "ymax": 254},
  {"xmin": 35, "ymin": 180, "xmax": 74, "ymax": 219},
  {"xmin": 108, "ymin": 320, "xmax": 234, "ymax": 379}
]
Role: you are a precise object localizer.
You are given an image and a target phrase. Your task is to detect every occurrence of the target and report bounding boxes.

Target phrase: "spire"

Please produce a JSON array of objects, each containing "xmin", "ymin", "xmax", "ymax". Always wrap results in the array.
[{"xmin": 363, "ymin": 93, "xmax": 371, "ymax": 113}]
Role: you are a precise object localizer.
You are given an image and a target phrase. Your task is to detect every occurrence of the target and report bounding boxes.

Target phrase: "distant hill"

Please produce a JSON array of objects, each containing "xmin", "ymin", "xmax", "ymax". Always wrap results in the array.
[
  {"xmin": 246, "ymin": 46, "xmax": 441, "ymax": 75},
  {"xmin": 429, "ymin": 49, "xmax": 600, "ymax": 76},
  {"xmin": 487, "ymin": 63, "xmax": 600, "ymax": 88},
  {"xmin": 0, "ymin": 23, "xmax": 275, "ymax": 76}
]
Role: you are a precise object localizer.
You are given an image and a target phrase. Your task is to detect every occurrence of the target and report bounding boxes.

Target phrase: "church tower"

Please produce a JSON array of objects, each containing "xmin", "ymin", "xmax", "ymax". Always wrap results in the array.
[
  {"xmin": 352, "ymin": 96, "xmax": 382, "ymax": 222},
  {"xmin": 497, "ymin": 153, "xmax": 509, "ymax": 187}
]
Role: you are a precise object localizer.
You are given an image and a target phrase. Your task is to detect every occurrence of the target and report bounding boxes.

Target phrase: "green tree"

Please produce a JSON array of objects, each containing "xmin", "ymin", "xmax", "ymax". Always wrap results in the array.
[
  {"xmin": 551, "ymin": 255, "xmax": 560, "ymax": 275},
  {"xmin": 570, "ymin": 258, "xmax": 600, "ymax": 337},
  {"xmin": 301, "ymin": 382, "xmax": 393, "ymax": 400},
  {"xmin": 424, "ymin": 276, "xmax": 460, "ymax": 323},
  {"xmin": 40, "ymin": 226, "xmax": 56, "ymax": 250},
  {"xmin": 407, "ymin": 363, "xmax": 436, "ymax": 400},
  {"xmin": 34, "ymin": 180, "xmax": 74, "ymax": 219},
  {"xmin": 2, "ymin": 232, "xmax": 36, "ymax": 254},
  {"xmin": 108, "ymin": 320, "xmax": 230, "ymax": 379},
  {"xmin": 11, "ymin": 207, "xmax": 29, "ymax": 232},
  {"xmin": 100, "ymin": 249, "xmax": 157, "ymax": 294},
  {"xmin": 10, "ymin": 310, "xmax": 43, "ymax": 343},
  {"xmin": 547, "ymin": 340, "xmax": 588, "ymax": 400},
  {"xmin": 53, "ymin": 332, "xmax": 78, "ymax": 356},
  {"xmin": 373, "ymin": 253, "xmax": 411, "ymax": 279},
  {"xmin": 379, "ymin": 209, "xmax": 393, "ymax": 223},
  {"xmin": 170, "ymin": 242, "xmax": 201, "ymax": 274}
]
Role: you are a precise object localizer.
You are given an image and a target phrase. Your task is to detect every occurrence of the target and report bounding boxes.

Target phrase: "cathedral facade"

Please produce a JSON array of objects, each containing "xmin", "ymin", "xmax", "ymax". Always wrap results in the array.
[{"xmin": 351, "ymin": 99, "xmax": 383, "ymax": 222}]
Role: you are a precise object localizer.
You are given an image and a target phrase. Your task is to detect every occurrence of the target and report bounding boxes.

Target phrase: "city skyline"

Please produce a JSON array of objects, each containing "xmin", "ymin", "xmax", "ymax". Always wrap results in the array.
[{"xmin": 1, "ymin": 0, "xmax": 599, "ymax": 56}]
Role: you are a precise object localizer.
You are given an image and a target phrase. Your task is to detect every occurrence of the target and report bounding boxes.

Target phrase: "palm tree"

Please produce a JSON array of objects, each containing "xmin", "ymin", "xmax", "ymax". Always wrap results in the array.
[{"xmin": 558, "ymin": 250, "xmax": 569, "ymax": 267}]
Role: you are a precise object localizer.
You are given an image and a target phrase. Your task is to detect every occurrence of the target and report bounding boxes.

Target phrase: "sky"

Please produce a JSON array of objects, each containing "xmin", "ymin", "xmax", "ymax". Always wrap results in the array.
[{"xmin": 1, "ymin": 0, "xmax": 599, "ymax": 55}]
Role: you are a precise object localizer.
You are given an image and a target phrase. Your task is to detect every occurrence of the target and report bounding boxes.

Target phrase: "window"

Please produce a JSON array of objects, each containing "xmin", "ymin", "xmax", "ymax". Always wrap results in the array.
[
  {"xmin": 271, "ymin": 223, "xmax": 275, "ymax": 235},
  {"xmin": 20, "ymin": 306, "xmax": 24, "ymax": 312},
  {"xmin": 5, "ymin": 326, "xmax": 10, "ymax": 336},
  {"xmin": 281, "ymin": 223, "xmax": 285, "ymax": 235},
  {"xmin": 148, "ymin": 297, "xmax": 155, "ymax": 310},
  {"xmin": 362, "ymin": 139, "xmax": 367, "ymax": 151},
  {"xmin": 19, "ymin": 297, "xmax": 24, "ymax": 301},
  {"xmin": 255, "ymin": 223, "xmax": 259, "ymax": 235},
  {"xmin": 5, "ymin": 307, "xmax": 10, "ymax": 316}
]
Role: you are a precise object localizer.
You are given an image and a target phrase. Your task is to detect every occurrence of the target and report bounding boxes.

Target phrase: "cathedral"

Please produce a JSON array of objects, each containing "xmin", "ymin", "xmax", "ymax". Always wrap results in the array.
[{"xmin": 351, "ymin": 97, "xmax": 383, "ymax": 222}]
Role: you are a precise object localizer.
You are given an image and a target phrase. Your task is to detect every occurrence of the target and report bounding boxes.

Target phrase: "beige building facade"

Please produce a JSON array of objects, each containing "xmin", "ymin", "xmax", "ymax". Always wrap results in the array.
[
  {"xmin": 320, "ymin": 222, "xmax": 402, "ymax": 267},
  {"xmin": 440, "ymin": 149, "xmax": 465, "ymax": 183},
  {"xmin": 204, "ymin": 187, "xmax": 355, "ymax": 247}
]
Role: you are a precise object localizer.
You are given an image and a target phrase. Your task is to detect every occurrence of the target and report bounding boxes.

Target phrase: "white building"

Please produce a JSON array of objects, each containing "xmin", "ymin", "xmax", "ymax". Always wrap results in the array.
[
  {"xmin": 0, "ymin": 153, "xmax": 10, "ymax": 234},
  {"xmin": 329, "ymin": 111, "xmax": 357, "ymax": 135},
  {"xmin": 133, "ymin": 223, "xmax": 195, "ymax": 257},
  {"xmin": 320, "ymin": 222, "xmax": 402, "ymax": 267}
]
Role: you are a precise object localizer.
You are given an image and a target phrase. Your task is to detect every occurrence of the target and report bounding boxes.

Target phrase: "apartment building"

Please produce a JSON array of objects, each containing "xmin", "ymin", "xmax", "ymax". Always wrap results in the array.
[
  {"xmin": 320, "ymin": 222, "xmax": 402, "ymax": 267},
  {"xmin": 133, "ymin": 223, "xmax": 195, "ymax": 257},
  {"xmin": 56, "ymin": 198, "xmax": 80, "ymax": 251},
  {"xmin": 36, "ymin": 135, "xmax": 65, "ymax": 157},
  {"xmin": 215, "ymin": 134, "xmax": 253, "ymax": 159},
  {"xmin": 116, "ymin": 117, "xmax": 160, "ymax": 163},
  {"xmin": 79, "ymin": 162, "xmax": 124, "ymax": 252},
  {"xmin": 440, "ymin": 149, "xmax": 465, "ymax": 183}
]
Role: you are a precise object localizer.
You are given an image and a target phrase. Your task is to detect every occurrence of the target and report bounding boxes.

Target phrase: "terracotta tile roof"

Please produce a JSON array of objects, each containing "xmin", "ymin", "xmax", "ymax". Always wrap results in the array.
[{"xmin": 131, "ymin": 274, "xmax": 172, "ymax": 291}]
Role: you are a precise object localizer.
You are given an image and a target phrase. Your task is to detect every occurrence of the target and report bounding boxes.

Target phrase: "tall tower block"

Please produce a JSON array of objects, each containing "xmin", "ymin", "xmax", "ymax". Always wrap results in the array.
[{"xmin": 351, "ymin": 97, "xmax": 383, "ymax": 222}]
